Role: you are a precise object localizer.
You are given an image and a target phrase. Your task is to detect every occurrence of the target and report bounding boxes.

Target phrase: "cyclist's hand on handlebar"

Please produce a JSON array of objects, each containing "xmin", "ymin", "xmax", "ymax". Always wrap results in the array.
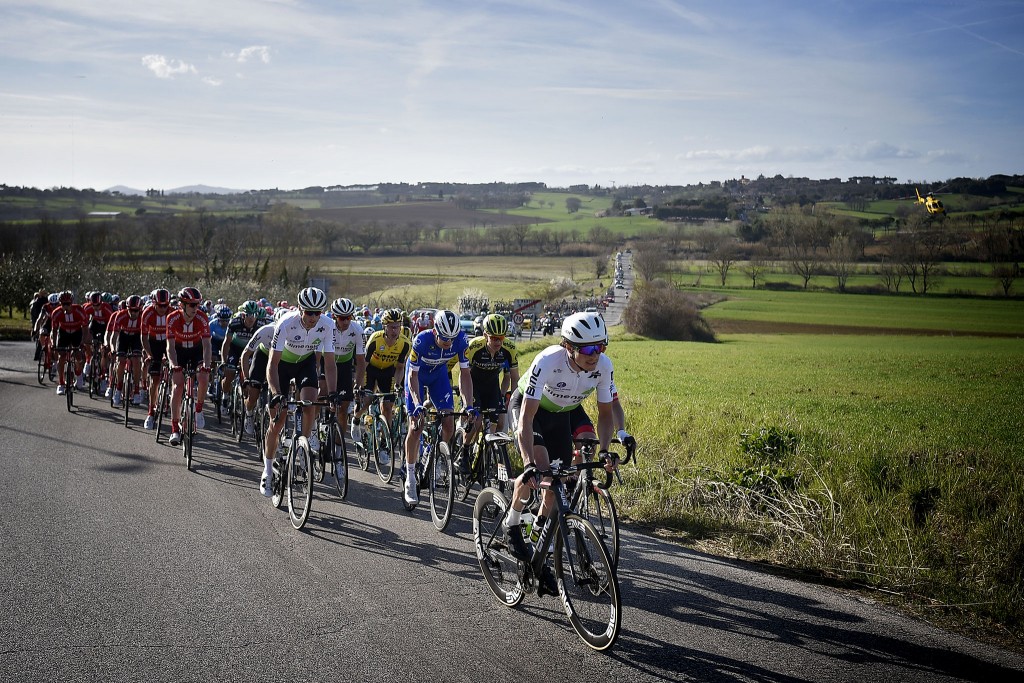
[
  {"xmin": 465, "ymin": 406, "xmax": 480, "ymax": 419},
  {"xmin": 328, "ymin": 392, "xmax": 343, "ymax": 406},
  {"xmin": 598, "ymin": 450, "xmax": 620, "ymax": 473},
  {"xmin": 269, "ymin": 393, "xmax": 285, "ymax": 409},
  {"xmin": 410, "ymin": 404, "xmax": 425, "ymax": 419}
]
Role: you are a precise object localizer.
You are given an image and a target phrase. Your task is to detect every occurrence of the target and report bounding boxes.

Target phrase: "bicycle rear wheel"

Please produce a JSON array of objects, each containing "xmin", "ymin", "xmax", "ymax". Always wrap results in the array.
[
  {"xmin": 351, "ymin": 415, "xmax": 369, "ymax": 471},
  {"xmin": 373, "ymin": 414, "xmax": 394, "ymax": 484},
  {"xmin": 429, "ymin": 440, "xmax": 455, "ymax": 532},
  {"xmin": 155, "ymin": 376, "xmax": 169, "ymax": 442},
  {"xmin": 472, "ymin": 487, "xmax": 524, "ymax": 607},
  {"xmin": 122, "ymin": 366, "xmax": 132, "ymax": 427},
  {"xmin": 183, "ymin": 393, "xmax": 195, "ymax": 470},
  {"xmin": 332, "ymin": 423, "xmax": 348, "ymax": 499},
  {"xmin": 37, "ymin": 352, "xmax": 47, "ymax": 385},
  {"xmin": 452, "ymin": 428, "xmax": 472, "ymax": 502},
  {"xmin": 577, "ymin": 483, "xmax": 620, "ymax": 569},
  {"xmin": 312, "ymin": 418, "xmax": 326, "ymax": 484},
  {"xmin": 553, "ymin": 514, "xmax": 621, "ymax": 652},
  {"xmin": 65, "ymin": 358, "xmax": 75, "ymax": 412},
  {"xmin": 288, "ymin": 436, "xmax": 313, "ymax": 530}
]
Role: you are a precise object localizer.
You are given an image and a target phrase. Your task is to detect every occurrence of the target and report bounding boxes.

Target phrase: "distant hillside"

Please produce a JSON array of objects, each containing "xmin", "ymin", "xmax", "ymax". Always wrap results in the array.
[{"xmin": 104, "ymin": 184, "xmax": 246, "ymax": 196}]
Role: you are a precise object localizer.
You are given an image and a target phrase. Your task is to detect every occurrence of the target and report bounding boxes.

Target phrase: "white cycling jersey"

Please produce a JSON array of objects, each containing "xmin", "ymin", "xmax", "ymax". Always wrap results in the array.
[
  {"xmin": 271, "ymin": 311, "xmax": 335, "ymax": 363},
  {"xmin": 518, "ymin": 345, "xmax": 614, "ymax": 413},
  {"xmin": 331, "ymin": 319, "xmax": 365, "ymax": 363},
  {"xmin": 243, "ymin": 323, "xmax": 276, "ymax": 356}
]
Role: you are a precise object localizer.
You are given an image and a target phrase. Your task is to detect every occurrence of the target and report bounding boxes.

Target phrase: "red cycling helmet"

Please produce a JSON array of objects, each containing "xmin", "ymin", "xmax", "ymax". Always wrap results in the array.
[
  {"xmin": 178, "ymin": 287, "xmax": 202, "ymax": 304},
  {"xmin": 153, "ymin": 288, "xmax": 171, "ymax": 306},
  {"xmin": 126, "ymin": 295, "xmax": 143, "ymax": 311},
  {"xmin": 58, "ymin": 290, "xmax": 74, "ymax": 305}
]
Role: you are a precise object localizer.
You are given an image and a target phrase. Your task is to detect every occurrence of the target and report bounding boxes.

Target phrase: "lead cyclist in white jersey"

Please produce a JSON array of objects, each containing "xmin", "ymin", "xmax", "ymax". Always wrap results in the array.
[
  {"xmin": 502, "ymin": 311, "xmax": 621, "ymax": 590},
  {"xmin": 260, "ymin": 287, "xmax": 339, "ymax": 497}
]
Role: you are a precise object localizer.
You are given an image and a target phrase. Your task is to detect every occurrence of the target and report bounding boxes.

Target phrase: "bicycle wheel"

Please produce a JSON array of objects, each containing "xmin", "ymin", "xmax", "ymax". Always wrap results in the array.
[
  {"xmin": 553, "ymin": 514, "xmax": 621, "ymax": 652},
  {"xmin": 271, "ymin": 453, "xmax": 285, "ymax": 509},
  {"xmin": 288, "ymin": 436, "xmax": 313, "ymax": 530},
  {"xmin": 48, "ymin": 354, "xmax": 57, "ymax": 382},
  {"xmin": 183, "ymin": 394, "xmax": 194, "ymax": 470},
  {"xmin": 233, "ymin": 384, "xmax": 245, "ymax": 443},
  {"xmin": 155, "ymin": 377, "xmax": 169, "ymax": 442},
  {"xmin": 37, "ymin": 352, "xmax": 46, "ymax": 385},
  {"xmin": 256, "ymin": 404, "xmax": 268, "ymax": 460},
  {"xmin": 351, "ymin": 415, "xmax": 369, "ymax": 471},
  {"xmin": 373, "ymin": 413, "xmax": 394, "ymax": 484},
  {"xmin": 332, "ymin": 423, "xmax": 348, "ymax": 499},
  {"xmin": 429, "ymin": 440, "xmax": 455, "ymax": 532},
  {"xmin": 65, "ymin": 358, "xmax": 75, "ymax": 412},
  {"xmin": 577, "ymin": 483, "xmax": 620, "ymax": 569},
  {"xmin": 123, "ymin": 366, "xmax": 132, "ymax": 427},
  {"xmin": 312, "ymin": 418, "xmax": 326, "ymax": 484},
  {"xmin": 472, "ymin": 487, "xmax": 524, "ymax": 607},
  {"xmin": 452, "ymin": 428, "xmax": 472, "ymax": 502}
]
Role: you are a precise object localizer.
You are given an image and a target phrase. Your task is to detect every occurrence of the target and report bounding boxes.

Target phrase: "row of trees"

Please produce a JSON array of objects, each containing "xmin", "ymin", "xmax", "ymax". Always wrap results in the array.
[{"xmin": 631, "ymin": 210, "xmax": 1023, "ymax": 296}]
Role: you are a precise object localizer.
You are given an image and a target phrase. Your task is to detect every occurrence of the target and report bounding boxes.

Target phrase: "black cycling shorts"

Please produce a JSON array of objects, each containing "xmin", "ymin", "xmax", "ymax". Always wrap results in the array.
[
  {"xmin": 275, "ymin": 354, "xmax": 319, "ymax": 393},
  {"xmin": 334, "ymin": 358, "xmax": 355, "ymax": 401},
  {"xmin": 508, "ymin": 389, "xmax": 593, "ymax": 467}
]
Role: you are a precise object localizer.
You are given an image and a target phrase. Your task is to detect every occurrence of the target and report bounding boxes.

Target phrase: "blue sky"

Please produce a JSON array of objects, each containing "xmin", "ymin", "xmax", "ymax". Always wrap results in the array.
[{"xmin": 2, "ymin": 0, "xmax": 1022, "ymax": 191}]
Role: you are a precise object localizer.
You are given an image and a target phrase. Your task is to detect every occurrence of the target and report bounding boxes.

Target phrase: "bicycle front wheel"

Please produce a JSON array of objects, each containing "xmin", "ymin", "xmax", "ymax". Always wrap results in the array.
[
  {"xmin": 373, "ymin": 414, "xmax": 394, "ymax": 484},
  {"xmin": 429, "ymin": 440, "xmax": 455, "ymax": 532},
  {"xmin": 312, "ymin": 420, "xmax": 326, "ymax": 484},
  {"xmin": 183, "ymin": 399, "xmax": 195, "ymax": 470},
  {"xmin": 65, "ymin": 359, "xmax": 75, "ymax": 412},
  {"xmin": 452, "ymin": 428, "xmax": 472, "ymax": 502},
  {"xmin": 332, "ymin": 423, "xmax": 348, "ymax": 499},
  {"xmin": 472, "ymin": 487, "xmax": 524, "ymax": 607},
  {"xmin": 123, "ymin": 367, "xmax": 132, "ymax": 427},
  {"xmin": 351, "ymin": 415, "xmax": 369, "ymax": 471},
  {"xmin": 577, "ymin": 483, "xmax": 620, "ymax": 569},
  {"xmin": 288, "ymin": 436, "xmax": 313, "ymax": 530},
  {"xmin": 553, "ymin": 514, "xmax": 621, "ymax": 652}
]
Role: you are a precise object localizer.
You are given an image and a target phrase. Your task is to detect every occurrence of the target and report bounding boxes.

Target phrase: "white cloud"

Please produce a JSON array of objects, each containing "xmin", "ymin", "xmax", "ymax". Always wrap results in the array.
[
  {"xmin": 235, "ymin": 45, "xmax": 272, "ymax": 63},
  {"xmin": 141, "ymin": 54, "xmax": 197, "ymax": 79},
  {"xmin": 202, "ymin": 77, "xmax": 224, "ymax": 87}
]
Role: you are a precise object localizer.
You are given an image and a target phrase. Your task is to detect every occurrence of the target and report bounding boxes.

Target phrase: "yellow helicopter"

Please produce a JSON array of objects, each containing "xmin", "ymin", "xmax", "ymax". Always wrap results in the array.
[{"xmin": 914, "ymin": 187, "xmax": 946, "ymax": 216}]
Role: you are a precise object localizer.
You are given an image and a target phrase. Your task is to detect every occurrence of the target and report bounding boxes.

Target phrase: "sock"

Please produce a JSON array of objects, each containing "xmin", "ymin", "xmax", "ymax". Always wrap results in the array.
[
  {"xmin": 264, "ymin": 458, "xmax": 274, "ymax": 478},
  {"xmin": 407, "ymin": 464, "xmax": 416, "ymax": 484},
  {"xmin": 505, "ymin": 508, "xmax": 522, "ymax": 527},
  {"xmin": 171, "ymin": 420, "xmax": 179, "ymax": 431},
  {"xmin": 196, "ymin": 401, "xmax": 204, "ymax": 412}
]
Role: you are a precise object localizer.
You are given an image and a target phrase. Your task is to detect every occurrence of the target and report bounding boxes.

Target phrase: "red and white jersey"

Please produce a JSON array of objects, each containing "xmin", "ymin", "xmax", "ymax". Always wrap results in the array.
[
  {"xmin": 166, "ymin": 309, "xmax": 211, "ymax": 349},
  {"xmin": 50, "ymin": 304, "xmax": 89, "ymax": 333},
  {"xmin": 84, "ymin": 302, "xmax": 114, "ymax": 326},
  {"xmin": 108, "ymin": 309, "xmax": 143, "ymax": 336},
  {"xmin": 141, "ymin": 304, "xmax": 170, "ymax": 341}
]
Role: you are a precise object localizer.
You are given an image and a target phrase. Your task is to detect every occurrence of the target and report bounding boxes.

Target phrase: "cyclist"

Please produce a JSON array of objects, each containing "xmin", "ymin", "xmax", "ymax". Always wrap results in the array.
[
  {"xmin": 402, "ymin": 309, "xmax": 476, "ymax": 506},
  {"xmin": 220, "ymin": 300, "xmax": 262, "ymax": 410},
  {"xmin": 106, "ymin": 294, "xmax": 145, "ymax": 407},
  {"xmin": 50, "ymin": 290, "xmax": 89, "ymax": 395},
  {"xmin": 358, "ymin": 308, "xmax": 411, "ymax": 464},
  {"xmin": 166, "ymin": 287, "xmax": 213, "ymax": 446},
  {"xmin": 456, "ymin": 313, "xmax": 520, "ymax": 474},
  {"xmin": 260, "ymin": 287, "xmax": 339, "ymax": 497},
  {"xmin": 83, "ymin": 291, "xmax": 114, "ymax": 392},
  {"xmin": 326, "ymin": 298, "xmax": 366, "ymax": 442},
  {"xmin": 501, "ymin": 311, "xmax": 619, "ymax": 595},
  {"xmin": 140, "ymin": 288, "xmax": 173, "ymax": 430},
  {"xmin": 33, "ymin": 293, "xmax": 60, "ymax": 369},
  {"xmin": 238, "ymin": 315, "xmax": 277, "ymax": 436}
]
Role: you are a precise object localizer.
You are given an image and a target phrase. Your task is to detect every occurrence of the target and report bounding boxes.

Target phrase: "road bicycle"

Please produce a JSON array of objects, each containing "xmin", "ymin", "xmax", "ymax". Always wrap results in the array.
[
  {"xmin": 564, "ymin": 436, "xmax": 635, "ymax": 569},
  {"xmin": 452, "ymin": 408, "xmax": 519, "ymax": 502},
  {"xmin": 312, "ymin": 403, "xmax": 348, "ymax": 499},
  {"xmin": 178, "ymin": 367, "xmax": 200, "ymax": 470},
  {"xmin": 56, "ymin": 346, "xmax": 81, "ymax": 412},
  {"xmin": 351, "ymin": 390, "xmax": 399, "ymax": 483},
  {"xmin": 87, "ymin": 335, "xmax": 106, "ymax": 399},
  {"xmin": 154, "ymin": 362, "xmax": 171, "ymax": 443},
  {"xmin": 36, "ymin": 335, "xmax": 56, "ymax": 385},
  {"xmin": 472, "ymin": 459, "xmax": 621, "ymax": 651},
  {"xmin": 268, "ymin": 396, "xmax": 334, "ymax": 530},
  {"xmin": 402, "ymin": 405, "xmax": 468, "ymax": 531},
  {"xmin": 227, "ymin": 372, "xmax": 245, "ymax": 443},
  {"xmin": 116, "ymin": 351, "xmax": 143, "ymax": 428}
]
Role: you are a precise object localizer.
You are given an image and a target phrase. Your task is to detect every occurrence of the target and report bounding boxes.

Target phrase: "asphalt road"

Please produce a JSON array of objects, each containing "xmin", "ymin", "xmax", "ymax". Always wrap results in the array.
[{"xmin": 2, "ymin": 341, "xmax": 1022, "ymax": 682}]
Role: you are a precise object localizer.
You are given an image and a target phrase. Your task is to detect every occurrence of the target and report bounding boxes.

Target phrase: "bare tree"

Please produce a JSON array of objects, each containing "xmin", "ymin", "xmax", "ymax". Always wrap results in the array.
[
  {"xmin": 633, "ymin": 241, "xmax": 669, "ymax": 281},
  {"xmin": 741, "ymin": 244, "xmax": 770, "ymax": 288},
  {"xmin": 593, "ymin": 255, "xmax": 609, "ymax": 280},
  {"xmin": 352, "ymin": 221, "xmax": 383, "ymax": 253},
  {"xmin": 828, "ymin": 233, "xmax": 858, "ymax": 291},
  {"xmin": 710, "ymin": 238, "xmax": 739, "ymax": 286},
  {"xmin": 511, "ymin": 223, "xmax": 532, "ymax": 253}
]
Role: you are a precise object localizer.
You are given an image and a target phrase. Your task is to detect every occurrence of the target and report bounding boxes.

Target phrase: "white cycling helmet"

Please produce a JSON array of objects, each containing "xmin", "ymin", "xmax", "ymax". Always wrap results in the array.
[
  {"xmin": 297, "ymin": 287, "xmax": 327, "ymax": 312},
  {"xmin": 561, "ymin": 311, "xmax": 607, "ymax": 345},
  {"xmin": 433, "ymin": 309, "xmax": 460, "ymax": 339},
  {"xmin": 331, "ymin": 297, "xmax": 355, "ymax": 317}
]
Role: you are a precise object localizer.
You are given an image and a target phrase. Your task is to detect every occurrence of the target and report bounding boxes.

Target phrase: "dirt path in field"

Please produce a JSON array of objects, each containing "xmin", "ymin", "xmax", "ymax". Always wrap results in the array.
[{"xmin": 709, "ymin": 319, "xmax": 1022, "ymax": 338}]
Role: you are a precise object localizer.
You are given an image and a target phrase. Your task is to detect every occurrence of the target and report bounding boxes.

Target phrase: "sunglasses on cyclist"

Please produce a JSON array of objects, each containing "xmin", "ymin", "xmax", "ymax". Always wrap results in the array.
[
  {"xmin": 302, "ymin": 310, "xmax": 320, "ymax": 318},
  {"xmin": 335, "ymin": 315, "xmax": 352, "ymax": 321},
  {"xmin": 574, "ymin": 343, "xmax": 606, "ymax": 356},
  {"xmin": 184, "ymin": 302, "xmax": 198, "ymax": 308},
  {"xmin": 487, "ymin": 334, "xmax": 505, "ymax": 341}
]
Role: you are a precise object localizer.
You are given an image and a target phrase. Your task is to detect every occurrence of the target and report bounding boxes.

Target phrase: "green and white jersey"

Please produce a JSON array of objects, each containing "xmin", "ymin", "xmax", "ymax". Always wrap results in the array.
[
  {"xmin": 518, "ymin": 345, "xmax": 614, "ymax": 413},
  {"xmin": 271, "ymin": 311, "xmax": 334, "ymax": 363},
  {"xmin": 331, "ymin": 318, "xmax": 365, "ymax": 363},
  {"xmin": 243, "ymin": 322, "xmax": 276, "ymax": 357}
]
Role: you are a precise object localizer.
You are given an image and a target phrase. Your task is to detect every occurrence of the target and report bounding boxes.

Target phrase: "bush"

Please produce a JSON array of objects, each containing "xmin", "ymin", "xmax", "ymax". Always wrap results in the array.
[{"xmin": 622, "ymin": 280, "xmax": 717, "ymax": 342}]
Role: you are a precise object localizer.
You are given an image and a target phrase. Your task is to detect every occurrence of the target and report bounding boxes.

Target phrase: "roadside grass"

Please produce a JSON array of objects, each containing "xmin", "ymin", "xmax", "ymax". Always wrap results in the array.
[
  {"xmin": 598, "ymin": 333, "xmax": 1024, "ymax": 635},
  {"xmin": 698, "ymin": 288, "xmax": 1024, "ymax": 335}
]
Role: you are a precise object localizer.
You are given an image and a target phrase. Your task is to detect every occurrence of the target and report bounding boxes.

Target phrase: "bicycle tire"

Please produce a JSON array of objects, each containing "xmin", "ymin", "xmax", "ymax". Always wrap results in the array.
[
  {"xmin": 233, "ymin": 384, "xmax": 245, "ymax": 443},
  {"xmin": 472, "ymin": 487, "xmax": 524, "ymax": 607},
  {"xmin": 123, "ymin": 366, "xmax": 132, "ymax": 427},
  {"xmin": 215, "ymin": 377, "xmax": 223, "ymax": 425},
  {"xmin": 65, "ymin": 357, "xmax": 75, "ymax": 412},
  {"xmin": 332, "ymin": 422, "xmax": 348, "ymax": 499},
  {"xmin": 48, "ymin": 355, "xmax": 57, "ymax": 382},
  {"xmin": 155, "ymin": 376, "xmax": 169, "ymax": 443},
  {"xmin": 577, "ymin": 482, "xmax": 620, "ymax": 569},
  {"xmin": 312, "ymin": 417, "xmax": 326, "ymax": 484},
  {"xmin": 183, "ymin": 390, "xmax": 194, "ymax": 470},
  {"xmin": 373, "ymin": 413, "xmax": 394, "ymax": 484},
  {"xmin": 351, "ymin": 415, "xmax": 369, "ymax": 471},
  {"xmin": 452, "ymin": 428, "xmax": 472, "ymax": 502},
  {"xmin": 553, "ymin": 514, "xmax": 621, "ymax": 652},
  {"xmin": 429, "ymin": 440, "xmax": 455, "ymax": 532},
  {"xmin": 37, "ymin": 352, "xmax": 47, "ymax": 385},
  {"xmin": 288, "ymin": 436, "xmax": 313, "ymax": 530}
]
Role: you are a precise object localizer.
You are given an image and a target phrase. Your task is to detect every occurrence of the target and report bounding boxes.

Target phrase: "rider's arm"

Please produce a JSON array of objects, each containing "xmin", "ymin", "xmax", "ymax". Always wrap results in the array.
[
  {"xmin": 406, "ymin": 366, "xmax": 420, "ymax": 409},
  {"xmin": 458, "ymin": 365, "xmax": 474, "ymax": 410},
  {"xmin": 202, "ymin": 336, "xmax": 213, "ymax": 368},
  {"xmin": 596, "ymin": 400, "xmax": 614, "ymax": 453},
  {"xmin": 239, "ymin": 349, "xmax": 252, "ymax": 381},
  {"xmin": 220, "ymin": 331, "xmax": 232, "ymax": 364},
  {"xmin": 354, "ymin": 354, "xmax": 366, "ymax": 389},
  {"xmin": 323, "ymin": 352, "xmax": 337, "ymax": 395},
  {"xmin": 266, "ymin": 350, "xmax": 283, "ymax": 396}
]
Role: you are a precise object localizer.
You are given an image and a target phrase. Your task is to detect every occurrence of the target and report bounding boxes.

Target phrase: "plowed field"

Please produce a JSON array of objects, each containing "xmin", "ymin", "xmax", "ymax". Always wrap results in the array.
[{"xmin": 307, "ymin": 201, "xmax": 550, "ymax": 229}]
